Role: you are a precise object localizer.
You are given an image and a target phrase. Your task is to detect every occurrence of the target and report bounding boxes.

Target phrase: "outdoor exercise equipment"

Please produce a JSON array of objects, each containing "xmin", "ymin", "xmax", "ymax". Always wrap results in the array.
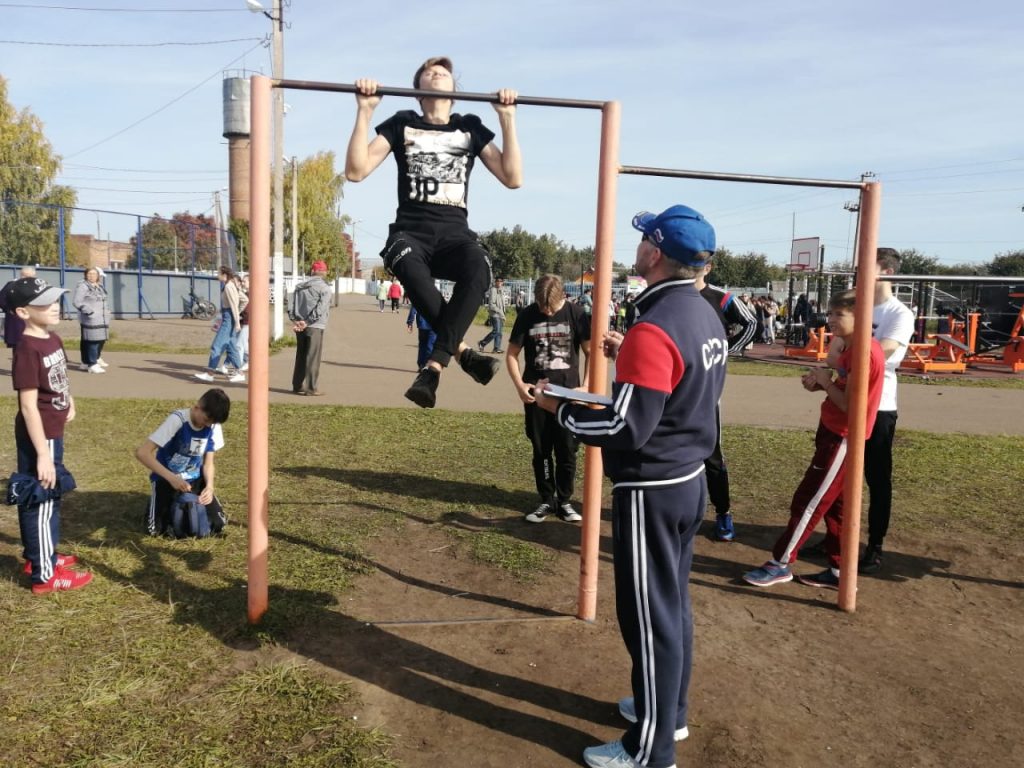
[
  {"xmin": 246, "ymin": 76, "xmax": 618, "ymax": 625},
  {"xmin": 967, "ymin": 292, "xmax": 1024, "ymax": 373},
  {"xmin": 246, "ymin": 75, "xmax": 882, "ymax": 621},
  {"xmin": 784, "ymin": 323, "xmax": 832, "ymax": 361},
  {"xmin": 619, "ymin": 165, "xmax": 879, "ymax": 613},
  {"xmin": 899, "ymin": 311, "xmax": 978, "ymax": 374}
]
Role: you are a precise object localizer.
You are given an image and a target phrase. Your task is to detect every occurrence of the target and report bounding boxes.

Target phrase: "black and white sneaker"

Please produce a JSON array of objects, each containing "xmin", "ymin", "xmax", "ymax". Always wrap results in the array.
[
  {"xmin": 458, "ymin": 348, "xmax": 500, "ymax": 385},
  {"xmin": 859, "ymin": 544, "xmax": 883, "ymax": 574},
  {"xmin": 557, "ymin": 503, "xmax": 582, "ymax": 522},
  {"xmin": 525, "ymin": 503, "xmax": 552, "ymax": 523},
  {"xmin": 404, "ymin": 367, "xmax": 440, "ymax": 409}
]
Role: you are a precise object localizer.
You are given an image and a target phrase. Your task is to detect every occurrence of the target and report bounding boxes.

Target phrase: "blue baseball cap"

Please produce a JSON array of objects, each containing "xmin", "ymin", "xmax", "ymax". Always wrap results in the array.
[{"xmin": 632, "ymin": 205, "xmax": 716, "ymax": 267}]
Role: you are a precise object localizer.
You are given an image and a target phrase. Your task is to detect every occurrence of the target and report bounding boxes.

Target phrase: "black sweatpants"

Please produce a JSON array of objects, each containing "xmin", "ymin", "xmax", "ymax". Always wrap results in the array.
[
  {"xmin": 381, "ymin": 225, "xmax": 491, "ymax": 367},
  {"xmin": 704, "ymin": 404, "xmax": 730, "ymax": 515},
  {"xmin": 864, "ymin": 410, "xmax": 898, "ymax": 547},
  {"xmin": 524, "ymin": 402, "xmax": 578, "ymax": 506}
]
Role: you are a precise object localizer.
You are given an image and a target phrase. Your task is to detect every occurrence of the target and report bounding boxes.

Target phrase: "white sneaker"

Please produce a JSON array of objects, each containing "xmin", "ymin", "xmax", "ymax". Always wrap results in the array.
[
  {"xmin": 215, "ymin": 366, "xmax": 229, "ymax": 375},
  {"xmin": 78, "ymin": 364, "xmax": 90, "ymax": 372},
  {"xmin": 96, "ymin": 358, "xmax": 109, "ymax": 368},
  {"xmin": 240, "ymin": 362, "xmax": 249, "ymax": 372},
  {"xmin": 618, "ymin": 697, "xmax": 688, "ymax": 741},
  {"xmin": 228, "ymin": 373, "xmax": 246, "ymax": 383},
  {"xmin": 557, "ymin": 502, "xmax": 582, "ymax": 522},
  {"xmin": 87, "ymin": 364, "xmax": 106, "ymax": 374},
  {"xmin": 582, "ymin": 741, "xmax": 650, "ymax": 768},
  {"xmin": 525, "ymin": 503, "xmax": 552, "ymax": 523},
  {"xmin": 194, "ymin": 372, "xmax": 215, "ymax": 382}
]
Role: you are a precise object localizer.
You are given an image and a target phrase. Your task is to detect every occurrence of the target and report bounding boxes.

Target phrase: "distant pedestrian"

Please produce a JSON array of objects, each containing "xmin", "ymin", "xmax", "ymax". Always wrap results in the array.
[
  {"xmin": 376, "ymin": 279, "xmax": 389, "ymax": 312},
  {"xmin": 388, "ymin": 279, "xmax": 403, "ymax": 312},
  {"xmin": 194, "ymin": 266, "xmax": 247, "ymax": 384},
  {"xmin": 71, "ymin": 267, "xmax": 111, "ymax": 374},
  {"xmin": 406, "ymin": 306, "xmax": 437, "ymax": 370},
  {"xmin": 477, "ymin": 277, "xmax": 507, "ymax": 353},
  {"xmin": 1, "ymin": 266, "xmax": 38, "ymax": 348},
  {"xmin": 289, "ymin": 260, "xmax": 332, "ymax": 396}
]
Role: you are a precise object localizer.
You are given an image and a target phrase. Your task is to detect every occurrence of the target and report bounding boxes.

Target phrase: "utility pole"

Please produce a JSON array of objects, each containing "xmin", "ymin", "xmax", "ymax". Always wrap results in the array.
[{"xmin": 290, "ymin": 155, "xmax": 298, "ymax": 276}]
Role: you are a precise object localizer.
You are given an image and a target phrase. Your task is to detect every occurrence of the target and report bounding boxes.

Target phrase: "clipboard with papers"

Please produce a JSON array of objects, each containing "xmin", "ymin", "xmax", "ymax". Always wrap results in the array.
[{"xmin": 540, "ymin": 383, "xmax": 613, "ymax": 407}]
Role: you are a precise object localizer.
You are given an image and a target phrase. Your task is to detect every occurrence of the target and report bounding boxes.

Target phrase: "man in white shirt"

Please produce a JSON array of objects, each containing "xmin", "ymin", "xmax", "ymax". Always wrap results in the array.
[{"xmin": 861, "ymin": 248, "xmax": 915, "ymax": 572}]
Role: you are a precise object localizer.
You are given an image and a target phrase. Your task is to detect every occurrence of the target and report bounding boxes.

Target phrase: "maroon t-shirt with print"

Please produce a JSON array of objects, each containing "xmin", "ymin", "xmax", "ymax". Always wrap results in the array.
[{"xmin": 12, "ymin": 332, "xmax": 72, "ymax": 439}]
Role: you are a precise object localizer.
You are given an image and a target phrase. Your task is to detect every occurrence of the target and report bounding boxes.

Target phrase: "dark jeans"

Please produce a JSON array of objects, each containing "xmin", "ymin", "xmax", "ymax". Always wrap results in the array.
[
  {"xmin": 864, "ymin": 410, "xmax": 898, "ymax": 547},
  {"xmin": 292, "ymin": 327, "xmax": 324, "ymax": 392},
  {"xmin": 524, "ymin": 402, "xmax": 578, "ymax": 506},
  {"xmin": 80, "ymin": 335, "xmax": 105, "ymax": 366},
  {"xmin": 382, "ymin": 226, "xmax": 491, "ymax": 367}
]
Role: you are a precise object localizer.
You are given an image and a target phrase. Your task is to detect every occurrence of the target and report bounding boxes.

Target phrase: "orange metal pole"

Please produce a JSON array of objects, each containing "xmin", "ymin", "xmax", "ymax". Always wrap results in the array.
[
  {"xmin": 247, "ymin": 75, "xmax": 272, "ymax": 624},
  {"xmin": 838, "ymin": 181, "xmax": 881, "ymax": 612},
  {"xmin": 578, "ymin": 101, "xmax": 620, "ymax": 622}
]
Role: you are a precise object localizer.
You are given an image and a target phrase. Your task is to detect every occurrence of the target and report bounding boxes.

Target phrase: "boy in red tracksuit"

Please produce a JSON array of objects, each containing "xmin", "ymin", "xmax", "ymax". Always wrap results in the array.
[{"xmin": 743, "ymin": 288, "xmax": 885, "ymax": 589}]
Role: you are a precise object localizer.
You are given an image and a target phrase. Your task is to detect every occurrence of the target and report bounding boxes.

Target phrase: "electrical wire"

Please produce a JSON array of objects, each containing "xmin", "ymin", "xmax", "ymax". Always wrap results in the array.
[
  {"xmin": 64, "ymin": 40, "xmax": 265, "ymax": 160},
  {"xmin": 0, "ymin": 3, "xmax": 250, "ymax": 10},
  {"xmin": 64, "ymin": 163, "xmax": 225, "ymax": 174},
  {"xmin": 0, "ymin": 37, "xmax": 263, "ymax": 48}
]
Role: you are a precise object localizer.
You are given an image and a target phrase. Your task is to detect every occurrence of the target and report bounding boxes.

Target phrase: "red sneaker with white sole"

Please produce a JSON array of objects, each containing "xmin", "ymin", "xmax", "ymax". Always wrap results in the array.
[
  {"xmin": 22, "ymin": 553, "xmax": 79, "ymax": 575},
  {"xmin": 31, "ymin": 566, "xmax": 93, "ymax": 595}
]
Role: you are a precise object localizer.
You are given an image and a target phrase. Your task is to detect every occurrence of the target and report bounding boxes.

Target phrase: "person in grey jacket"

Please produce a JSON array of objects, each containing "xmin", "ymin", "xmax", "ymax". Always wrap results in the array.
[
  {"xmin": 288, "ymin": 259, "xmax": 332, "ymax": 395},
  {"xmin": 72, "ymin": 267, "xmax": 111, "ymax": 373},
  {"xmin": 477, "ymin": 277, "xmax": 508, "ymax": 353}
]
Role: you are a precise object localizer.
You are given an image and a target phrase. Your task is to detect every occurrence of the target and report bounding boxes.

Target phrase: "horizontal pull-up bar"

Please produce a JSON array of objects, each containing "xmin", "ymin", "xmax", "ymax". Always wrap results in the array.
[
  {"xmin": 620, "ymin": 164, "xmax": 865, "ymax": 190},
  {"xmin": 275, "ymin": 78, "xmax": 607, "ymax": 111}
]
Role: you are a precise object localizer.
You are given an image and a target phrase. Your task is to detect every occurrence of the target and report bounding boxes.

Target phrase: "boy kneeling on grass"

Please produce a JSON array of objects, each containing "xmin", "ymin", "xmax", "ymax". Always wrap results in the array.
[
  {"xmin": 743, "ymin": 289, "xmax": 885, "ymax": 590},
  {"xmin": 5, "ymin": 277, "xmax": 92, "ymax": 594},
  {"xmin": 135, "ymin": 388, "xmax": 230, "ymax": 537}
]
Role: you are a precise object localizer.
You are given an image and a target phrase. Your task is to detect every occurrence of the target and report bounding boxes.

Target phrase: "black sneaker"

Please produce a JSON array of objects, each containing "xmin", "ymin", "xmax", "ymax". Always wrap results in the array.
[
  {"xmin": 404, "ymin": 367, "xmax": 440, "ymax": 409},
  {"xmin": 859, "ymin": 544, "xmax": 883, "ymax": 574},
  {"xmin": 459, "ymin": 348, "xmax": 500, "ymax": 385}
]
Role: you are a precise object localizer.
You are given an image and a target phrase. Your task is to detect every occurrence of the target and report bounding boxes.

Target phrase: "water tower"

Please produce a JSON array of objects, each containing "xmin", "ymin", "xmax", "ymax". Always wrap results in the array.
[{"xmin": 222, "ymin": 73, "xmax": 251, "ymax": 222}]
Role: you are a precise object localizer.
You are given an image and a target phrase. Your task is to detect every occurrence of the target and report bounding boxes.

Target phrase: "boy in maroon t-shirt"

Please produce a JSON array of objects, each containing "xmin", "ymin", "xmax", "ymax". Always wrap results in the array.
[
  {"xmin": 743, "ymin": 289, "xmax": 885, "ymax": 590},
  {"xmin": 5, "ymin": 277, "xmax": 93, "ymax": 594}
]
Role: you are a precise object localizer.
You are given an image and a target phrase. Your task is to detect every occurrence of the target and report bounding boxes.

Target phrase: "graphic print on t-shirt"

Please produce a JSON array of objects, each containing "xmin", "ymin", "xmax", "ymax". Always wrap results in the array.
[
  {"xmin": 529, "ymin": 321, "xmax": 574, "ymax": 372},
  {"xmin": 403, "ymin": 126, "xmax": 473, "ymax": 208},
  {"xmin": 43, "ymin": 347, "xmax": 70, "ymax": 412}
]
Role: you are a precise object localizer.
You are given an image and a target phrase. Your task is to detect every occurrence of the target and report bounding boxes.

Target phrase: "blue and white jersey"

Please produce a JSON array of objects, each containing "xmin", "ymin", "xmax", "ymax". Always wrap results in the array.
[{"xmin": 148, "ymin": 408, "xmax": 224, "ymax": 482}]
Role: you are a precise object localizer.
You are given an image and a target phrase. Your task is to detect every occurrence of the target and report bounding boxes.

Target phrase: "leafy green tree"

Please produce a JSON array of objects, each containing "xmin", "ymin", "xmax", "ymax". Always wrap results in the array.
[
  {"xmin": 0, "ymin": 76, "xmax": 77, "ymax": 265},
  {"xmin": 707, "ymin": 248, "xmax": 786, "ymax": 289},
  {"xmin": 283, "ymin": 152, "xmax": 347, "ymax": 275},
  {"xmin": 986, "ymin": 250, "xmax": 1024, "ymax": 277},
  {"xmin": 896, "ymin": 248, "xmax": 941, "ymax": 275},
  {"xmin": 128, "ymin": 212, "xmax": 219, "ymax": 271}
]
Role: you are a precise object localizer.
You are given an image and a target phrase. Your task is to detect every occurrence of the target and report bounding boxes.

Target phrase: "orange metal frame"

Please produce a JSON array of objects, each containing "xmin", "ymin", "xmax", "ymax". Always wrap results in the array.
[
  {"xmin": 784, "ymin": 326, "xmax": 832, "ymax": 361},
  {"xmin": 899, "ymin": 313, "xmax": 978, "ymax": 374},
  {"xmin": 966, "ymin": 294, "xmax": 1024, "ymax": 373}
]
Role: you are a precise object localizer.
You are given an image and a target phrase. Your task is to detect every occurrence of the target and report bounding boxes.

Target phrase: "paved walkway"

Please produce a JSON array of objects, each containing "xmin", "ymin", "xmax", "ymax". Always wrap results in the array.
[{"xmin": 6, "ymin": 295, "xmax": 1023, "ymax": 435}]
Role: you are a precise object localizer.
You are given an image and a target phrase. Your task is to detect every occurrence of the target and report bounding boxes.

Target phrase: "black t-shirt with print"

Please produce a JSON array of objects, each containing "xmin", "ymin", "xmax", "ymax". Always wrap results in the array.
[
  {"xmin": 509, "ymin": 301, "xmax": 591, "ymax": 387},
  {"xmin": 375, "ymin": 110, "xmax": 495, "ymax": 229}
]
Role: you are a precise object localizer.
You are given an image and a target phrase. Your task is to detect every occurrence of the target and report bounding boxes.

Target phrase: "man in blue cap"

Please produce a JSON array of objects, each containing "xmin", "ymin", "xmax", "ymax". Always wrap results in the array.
[{"xmin": 535, "ymin": 204, "xmax": 727, "ymax": 768}]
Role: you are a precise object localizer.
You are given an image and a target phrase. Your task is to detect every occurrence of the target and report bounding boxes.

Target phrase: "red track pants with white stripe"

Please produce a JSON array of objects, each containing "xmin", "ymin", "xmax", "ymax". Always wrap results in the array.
[{"xmin": 773, "ymin": 423, "xmax": 848, "ymax": 570}]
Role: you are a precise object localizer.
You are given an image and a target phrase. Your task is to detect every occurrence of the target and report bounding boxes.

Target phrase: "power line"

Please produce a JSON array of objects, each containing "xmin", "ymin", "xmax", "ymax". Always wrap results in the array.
[
  {"xmin": 0, "ymin": 37, "xmax": 263, "ymax": 48},
  {"xmin": 65, "ymin": 163, "xmax": 224, "ymax": 174},
  {"xmin": 0, "ymin": 3, "xmax": 249, "ymax": 10},
  {"xmin": 64, "ymin": 40, "xmax": 265, "ymax": 160},
  {"xmin": 72, "ymin": 186, "xmax": 225, "ymax": 193}
]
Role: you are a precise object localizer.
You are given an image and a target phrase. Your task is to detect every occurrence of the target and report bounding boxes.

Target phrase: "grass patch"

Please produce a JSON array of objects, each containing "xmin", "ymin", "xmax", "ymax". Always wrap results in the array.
[{"xmin": 0, "ymin": 397, "xmax": 1020, "ymax": 764}]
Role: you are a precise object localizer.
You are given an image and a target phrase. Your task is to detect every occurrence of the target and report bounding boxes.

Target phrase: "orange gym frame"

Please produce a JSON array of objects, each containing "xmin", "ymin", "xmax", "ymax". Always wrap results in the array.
[{"xmin": 245, "ymin": 74, "xmax": 881, "ymax": 622}]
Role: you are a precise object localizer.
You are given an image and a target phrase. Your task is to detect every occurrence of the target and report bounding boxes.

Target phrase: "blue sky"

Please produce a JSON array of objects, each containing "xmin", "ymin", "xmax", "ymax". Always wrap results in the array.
[{"xmin": 2, "ymin": 0, "xmax": 1022, "ymax": 270}]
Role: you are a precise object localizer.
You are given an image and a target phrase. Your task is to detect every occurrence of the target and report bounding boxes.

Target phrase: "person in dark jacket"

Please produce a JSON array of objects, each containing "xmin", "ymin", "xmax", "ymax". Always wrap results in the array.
[{"xmin": 536, "ymin": 204, "xmax": 726, "ymax": 768}]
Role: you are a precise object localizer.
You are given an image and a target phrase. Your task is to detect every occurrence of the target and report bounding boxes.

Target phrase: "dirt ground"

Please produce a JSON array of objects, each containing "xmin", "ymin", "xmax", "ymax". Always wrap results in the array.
[{"xmin": 12, "ymin": 297, "xmax": 1024, "ymax": 767}]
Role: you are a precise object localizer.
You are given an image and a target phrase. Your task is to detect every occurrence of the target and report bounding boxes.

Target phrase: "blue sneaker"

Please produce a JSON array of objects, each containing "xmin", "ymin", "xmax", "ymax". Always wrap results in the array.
[
  {"xmin": 583, "ymin": 740, "xmax": 652, "ymax": 768},
  {"xmin": 742, "ymin": 561, "xmax": 793, "ymax": 587},
  {"xmin": 797, "ymin": 568, "xmax": 841, "ymax": 590},
  {"xmin": 714, "ymin": 512, "xmax": 735, "ymax": 541}
]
